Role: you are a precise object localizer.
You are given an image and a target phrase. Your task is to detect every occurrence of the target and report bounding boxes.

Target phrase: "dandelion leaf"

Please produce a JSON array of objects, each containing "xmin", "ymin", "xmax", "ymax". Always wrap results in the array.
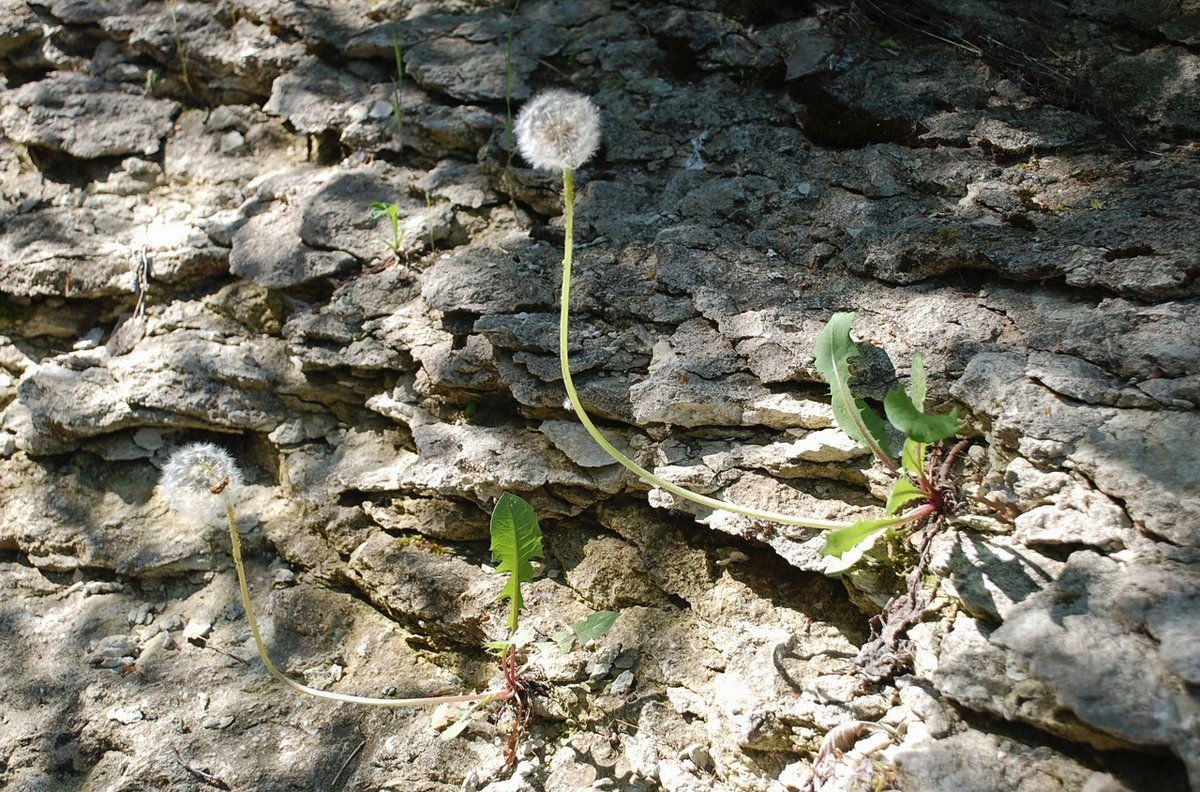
[
  {"xmin": 490, "ymin": 493, "xmax": 543, "ymax": 627},
  {"xmin": 813, "ymin": 312, "xmax": 892, "ymax": 461}
]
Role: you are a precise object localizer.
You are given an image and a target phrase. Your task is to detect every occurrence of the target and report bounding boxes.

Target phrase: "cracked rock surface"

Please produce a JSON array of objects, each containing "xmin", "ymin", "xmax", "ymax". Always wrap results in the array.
[{"xmin": 1, "ymin": 1, "xmax": 1197, "ymax": 791}]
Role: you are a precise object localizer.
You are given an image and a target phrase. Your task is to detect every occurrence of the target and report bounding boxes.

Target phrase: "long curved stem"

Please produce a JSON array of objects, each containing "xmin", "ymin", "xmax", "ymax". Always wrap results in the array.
[
  {"xmin": 557, "ymin": 169, "xmax": 849, "ymax": 531},
  {"xmin": 224, "ymin": 504, "xmax": 509, "ymax": 708}
]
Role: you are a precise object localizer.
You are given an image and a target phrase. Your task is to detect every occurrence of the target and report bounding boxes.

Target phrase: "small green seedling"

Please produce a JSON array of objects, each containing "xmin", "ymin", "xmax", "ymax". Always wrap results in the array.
[
  {"xmin": 814, "ymin": 312, "xmax": 962, "ymax": 574},
  {"xmin": 490, "ymin": 492, "xmax": 544, "ymax": 634},
  {"xmin": 442, "ymin": 492, "xmax": 541, "ymax": 746},
  {"xmin": 368, "ymin": 201, "xmax": 407, "ymax": 256}
]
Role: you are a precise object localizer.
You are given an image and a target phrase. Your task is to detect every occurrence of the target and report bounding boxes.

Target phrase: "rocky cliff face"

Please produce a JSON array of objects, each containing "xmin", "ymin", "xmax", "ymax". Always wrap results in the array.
[{"xmin": 1, "ymin": 1, "xmax": 1198, "ymax": 790}]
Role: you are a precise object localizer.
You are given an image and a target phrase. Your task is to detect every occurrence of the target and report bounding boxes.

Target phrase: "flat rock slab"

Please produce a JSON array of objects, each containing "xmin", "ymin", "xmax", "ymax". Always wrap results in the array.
[{"xmin": 1, "ymin": 74, "xmax": 177, "ymax": 158}]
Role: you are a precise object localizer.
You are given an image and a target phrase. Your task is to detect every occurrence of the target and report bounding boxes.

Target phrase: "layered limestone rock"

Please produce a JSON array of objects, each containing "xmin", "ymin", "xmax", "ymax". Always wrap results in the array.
[{"xmin": 1, "ymin": 1, "xmax": 1197, "ymax": 790}]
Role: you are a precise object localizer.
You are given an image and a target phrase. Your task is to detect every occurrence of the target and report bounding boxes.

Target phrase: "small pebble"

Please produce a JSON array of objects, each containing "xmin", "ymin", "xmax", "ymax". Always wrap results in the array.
[
  {"xmin": 271, "ymin": 567, "xmax": 296, "ymax": 587},
  {"xmin": 679, "ymin": 743, "xmax": 713, "ymax": 770},
  {"xmin": 133, "ymin": 428, "xmax": 164, "ymax": 451},
  {"xmin": 183, "ymin": 618, "xmax": 212, "ymax": 641},
  {"xmin": 610, "ymin": 670, "xmax": 635, "ymax": 696},
  {"xmin": 127, "ymin": 602, "xmax": 155, "ymax": 626},
  {"xmin": 85, "ymin": 635, "xmax": 138, "ymax": 666},
  {"xmin": 82, "ymin": 581, "xmax": 125, "ymax": 597},
  {"xmin": 73, "ymin": 327, "xmax": 105, "ymax": 351},
  {"xmin": 107, "ymin": 706, "xmax": 144, "ymax": 724},
  {"xmin": 588, "ymin": 662, "xmax": 613, "ymax": 679}
]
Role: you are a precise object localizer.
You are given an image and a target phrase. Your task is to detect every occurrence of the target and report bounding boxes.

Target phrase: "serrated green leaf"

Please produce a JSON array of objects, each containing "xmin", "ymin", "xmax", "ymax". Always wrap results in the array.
[
  {"xmin": 813, "ymin": 312, "xmax": 894, "ymax": 464},
  {"xmin": 885, "ymin": 477, "xmax": 926, "ymax": 516},
  {"xmin": 485, "ymin": 640, "xmax": 514, "ymax": 654},
  {"xmin": 910, "ymin": 349, "xmax": 927, "ymax": 411},
  {"xmin": 368, "ymin": 202, "xmax": 392, "ymax": 219},
  {"xmin": 490, "ymin": 493, "xmax": 544, "ymax": 632},
  {"xmin": 571, "ymin": 611, "xmax": 619, "ymax": 645},
  {"xmin": 883, "ymin": 388, "xmax": 959, "ymax": 443},
  {"xmin": 820, "ymin": 518, "xmax": 893, "ymax": 576},
  {"xmin": 901, "ymin": 437, "xmax": 926, "ymax": 477}
]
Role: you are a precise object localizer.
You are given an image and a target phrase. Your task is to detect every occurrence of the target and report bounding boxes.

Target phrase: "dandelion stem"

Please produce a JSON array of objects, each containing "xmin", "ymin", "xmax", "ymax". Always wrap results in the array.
[
  {"xmin": 557, "ymin": 169, "xmax": 850, "ymax": 530},
  {"xmin": 223, "ymin": 503, "xmax": 507, "ymax": 708}
]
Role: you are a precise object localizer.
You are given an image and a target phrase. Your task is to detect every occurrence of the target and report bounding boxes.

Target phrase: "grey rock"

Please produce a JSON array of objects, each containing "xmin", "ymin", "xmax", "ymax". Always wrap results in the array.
[
  {"xmin": 892, "ymin": 729, "xmax": 1132, "ymax": 792},
  {"xmin": 1097, "ymin": 46, "xmax": 1200, "ymax": 135},
  {"xmin": 346, "ymin": 530, "xmax": 494, "ymax": 645},
  {"xmin": 264, "ymin": 56, "xmax": 369, "ymax": 135},
  {"xmin": 0, "ymin": 451, "xmax": 217, "ymax": 575},
  {"xmin": 165, "ymin": 106, "xmax": 298, "ymax": 186},
  {"xmin": 548, "ymin": 527, "xmax": 664, "ymax": 609},
  {"xmin": 0, "ymin": 196, "xmax": 229, "ymax": 300},
  {"xmin": 1161, "ymin": 11, "xmax": 1200, "ymax": 45},
  {"xmin": 952, "ymin": 351, "xmax": 1200, "ymax": 546},
  {"xmin": 935, "ymin": 612, "xmax": 1129, "ymax": 750},
  {"xmin": 993, "ymin": 550, "xmax": 1200, "ymax": 780},
  {"xmin": 361, "ymin": 496, "xmax": 490, "ymax": 542},
  {"xmin": 1, "ymin": 74, "xmax": 177, "ymax": 158},
  {"xmin": 406, "ymin": 35, "xmax": 537, "ymax": 103},
  {"xmin": 538, "ymin": 419, "xmax": 633, "ymax": 469},
  {"xmin": 230, "ymin": 199, "xmax": 357, "ymax": 289},
  {"xmin": 933, "ymin": 532, "xmax": 1062, "ymax": 623},
  {"xmin": 120, "ymin": 9, "xmax": 305, "ymax": 101},
  {"xmin": 421, "ymin": 244, "xmax": 557, "ymax": 315},
  {"xmin": 18, "ymin": 323, "xmax": 307, "ymax": 443},
  {"xmin": 0, "ymin": 0, "xmax": 40, "ymax": 58},
  {"xmin": 739, "ymin": 429, "xmax": 868, "ymax": 471},
  {"xmin": 297, "ymin": 167, "xmax": 434, "ymax": 262},
  {"xmin": 741, "ymin": 393, "xmax": 834, "ymax": 431}
]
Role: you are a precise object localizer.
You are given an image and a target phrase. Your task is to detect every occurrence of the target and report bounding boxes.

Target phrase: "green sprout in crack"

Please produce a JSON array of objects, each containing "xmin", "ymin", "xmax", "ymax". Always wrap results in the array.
[{"xmin": 368, "ymin": 201, "xmax": 407, "ymax": 258}]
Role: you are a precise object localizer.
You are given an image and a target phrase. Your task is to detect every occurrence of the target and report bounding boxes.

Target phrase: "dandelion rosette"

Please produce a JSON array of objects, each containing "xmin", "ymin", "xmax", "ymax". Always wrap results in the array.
[
  {"xmin": 514, "ymin": 89, "xmax": 601, "ymax": 172},
  {"xmin": 160, "ymin": 442, "xmax": 244, "ymax": 519}
]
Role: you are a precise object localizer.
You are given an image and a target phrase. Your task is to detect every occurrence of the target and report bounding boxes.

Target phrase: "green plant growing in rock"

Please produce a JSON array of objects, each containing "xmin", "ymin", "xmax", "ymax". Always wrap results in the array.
[
  {"xmin": 515, "ymin": 91, "xmax": 963, "ymax": 573},
  {"xmin": 440, "ymin": 492, "xmax": 540, "ymax": 748},
  {"xmin": 368, "ymin": 201, "xmax": 407, "ymax": 258},
  {"xmin": 813, "ymin": 312, "xmax": 963, "ymax": 573},
  {"xmin": 516, "ymin": 90, "xmax": 846, "ymax": 533}
]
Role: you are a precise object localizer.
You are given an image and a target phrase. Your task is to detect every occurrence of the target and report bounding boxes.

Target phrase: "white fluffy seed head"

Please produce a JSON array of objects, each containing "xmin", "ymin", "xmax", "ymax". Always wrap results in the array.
[
  {"xmin": 159, "ymin": 442, "xmax": 244, "ymax": 520},
  {"xmin": 514, "ymin": 89, "xmax": 602, "ymax": 172}
]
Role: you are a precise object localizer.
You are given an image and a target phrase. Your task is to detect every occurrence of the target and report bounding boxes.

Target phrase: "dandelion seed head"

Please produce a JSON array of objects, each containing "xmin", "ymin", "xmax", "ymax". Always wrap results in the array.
[
  {"xmin": 514, "ymin": 89, "xmax": 601, "ymax": 172},
  {"xmin": 159, "ymin": 442, "xmax": 243, "ymax": 520}
]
